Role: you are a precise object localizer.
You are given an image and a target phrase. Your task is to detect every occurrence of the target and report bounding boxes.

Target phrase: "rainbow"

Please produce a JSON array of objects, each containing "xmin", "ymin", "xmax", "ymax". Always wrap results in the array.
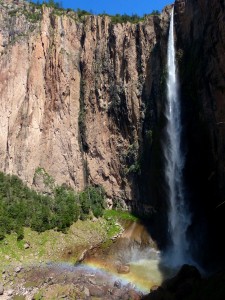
[
  {"xmin": 79, "ymin": 258, "xmax": 163, "ymax": 293},
  {"xmin": 46, "ymin": 251, "xmax": 164, "ymax": 294}
]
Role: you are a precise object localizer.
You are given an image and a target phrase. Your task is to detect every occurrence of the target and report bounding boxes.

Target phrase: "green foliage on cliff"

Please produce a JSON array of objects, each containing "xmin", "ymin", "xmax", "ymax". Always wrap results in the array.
[
  {"xmin": 42, "ymin": 0, "xmax": 62, "ymax": 9},
  {"xmin": 100, "ymin": 11, "xmax": 160, "ymax": 24},
  {"xmin": 6, "ymin": 2, "xmax": 42, "ymax": 24},
  {"xmin": 99, "ymin": 13, "xmax": 144, "ymax": 24},
  {"xmin": 28, "ymin": 1, "xmax": 160, "ymax": 24},
  {"xmin": 34, "ymin": 167, "xmax": 55, "ymax": 189},
  {"xmin": 0, "ymin": 172, "xmax": 105, "ymax": 240},
  {"xmin": 30, "ymin": 0, "xmax": 62, "ymax": 9},
  {"xmin": 23, "ymin": 9, "xmax": 42, "ymax": 22},
  {"xmin": 123, "ymin": 143, "xmax": 141, "ymax": 175}
]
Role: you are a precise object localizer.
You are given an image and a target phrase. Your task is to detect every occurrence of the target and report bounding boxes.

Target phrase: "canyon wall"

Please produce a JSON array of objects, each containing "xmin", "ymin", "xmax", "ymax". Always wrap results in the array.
[
  {"xmin": 0, "ymin": 0, "xmax": 171, "ymax": 207},
  {"xmin": 175, "ymin": 0, "xmax": 225, "ymax": 268},
  {"xmin": 1, "ymin": 0, "xmax": 225, "ymax": 268}
]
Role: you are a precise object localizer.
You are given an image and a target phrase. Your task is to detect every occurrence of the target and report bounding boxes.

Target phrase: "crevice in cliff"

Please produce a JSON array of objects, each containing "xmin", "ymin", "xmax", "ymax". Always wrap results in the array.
[
  {"xmin": 4, "ymin": 118, "xmax": 10, "ymax": 173},
  {"xmin": 78, "ymin": 56, "xmax": 89, "ymax": 187},
  {"xmin": 78, "ymin": 74, "xmax": 88, "ymax": 153},
  {"xmin": 40, "ymin": 36, "xmax": 47, "ymax": 60}
]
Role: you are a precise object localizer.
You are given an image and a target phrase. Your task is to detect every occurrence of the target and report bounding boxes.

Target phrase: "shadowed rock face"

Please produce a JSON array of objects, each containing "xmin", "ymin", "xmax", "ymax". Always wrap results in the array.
[
  {"xmin": 139, "ymin": 0, "xmax": 225, "ymax": 269},
  {"xmin": 0, "ymin": 1, "xmax": 171, "ymax": 207},
  {"xmin": 174, "ymin": 0, "xmax": 225, "ymax": 268}
]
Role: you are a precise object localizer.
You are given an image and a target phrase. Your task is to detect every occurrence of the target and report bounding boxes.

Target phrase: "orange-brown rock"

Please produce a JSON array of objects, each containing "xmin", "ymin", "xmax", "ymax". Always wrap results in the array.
[
  {"xmin": 117, "ymin": 264, "xmax": 130, "ymax": 274},
  {"xmin": 0, "ymin": 1, "xmax": 171, "ymax": 206}
]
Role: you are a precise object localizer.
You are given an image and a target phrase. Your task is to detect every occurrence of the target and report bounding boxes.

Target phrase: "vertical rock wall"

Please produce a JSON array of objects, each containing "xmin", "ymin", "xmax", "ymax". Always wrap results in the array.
[
  {"xmin": 0, "ymin": 1, "xmax": 171, "ymax": 207},
  {"xmin": 175, "ymin": 0, "xmax": 225, "ymax": 268}
]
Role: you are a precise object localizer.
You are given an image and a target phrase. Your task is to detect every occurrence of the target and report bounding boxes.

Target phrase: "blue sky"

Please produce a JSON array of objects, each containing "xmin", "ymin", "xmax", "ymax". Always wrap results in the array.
[{"xmin": 38, "ymin": 1, "xmax": 173, "ymax": 16}]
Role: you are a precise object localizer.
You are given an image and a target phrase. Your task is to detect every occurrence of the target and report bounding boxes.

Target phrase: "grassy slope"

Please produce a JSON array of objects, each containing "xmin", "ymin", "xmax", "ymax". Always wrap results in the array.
[{"xmin": 0, "ymin": 210, "xmax": 137, "ymax": 275}]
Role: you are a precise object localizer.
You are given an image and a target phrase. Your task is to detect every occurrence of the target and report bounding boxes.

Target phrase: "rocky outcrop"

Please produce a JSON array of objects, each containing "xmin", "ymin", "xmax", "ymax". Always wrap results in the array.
[
  {"xmin": 0, "ymin": 263, "xmax": 143, "ymax": 299},
  {"xmin": 0, "ymin": 0, "xmax": 171, "ymax": 206}
]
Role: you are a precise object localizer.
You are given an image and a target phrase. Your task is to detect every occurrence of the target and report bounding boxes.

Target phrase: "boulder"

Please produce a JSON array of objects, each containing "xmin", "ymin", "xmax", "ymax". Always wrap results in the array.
[
  {"xmin": 83, "ymin": 287, "xmax": 90, "ymax": 297},
  {"xmin": 117, "ymin": 264, "xmax": 130, "ymax": 274},
  {"xmin": 114, "ymin": 280, "xmax": 122, "ymax": 288},
  {"xmin": 24, "ymin": 242, "xmax": 30, "ymax": 249},
  {"xmin": 7, "ymin": 289, "xmax": 14, "ymax": 296},
  {"xmin": 15, "ymin": 266, "xmax": 22, "ymax": 273},
  {"xmin": 129, "ymin": 289, "xmax": 142, "ymax": 300},
  {"xmin": 150, "ymin": 285, "xmax": 160, "ymax": 292},
  {"xmin": 89, "ymin": 286, "xmax": 106, "ymax": 297}
]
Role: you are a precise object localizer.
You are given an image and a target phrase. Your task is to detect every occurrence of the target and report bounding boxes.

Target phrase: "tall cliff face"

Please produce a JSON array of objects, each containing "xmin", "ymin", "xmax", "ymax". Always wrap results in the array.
[
  {"xmin": 0, "ymin": 1, "xmax": 171, "ymax": 206},
  {"xmin": 174, "ymin": 0, "xmax": 225, "ymax": 267},
  {"xmin": 1, "ymin": 0, "xmax": 225, "ymax": 269}
]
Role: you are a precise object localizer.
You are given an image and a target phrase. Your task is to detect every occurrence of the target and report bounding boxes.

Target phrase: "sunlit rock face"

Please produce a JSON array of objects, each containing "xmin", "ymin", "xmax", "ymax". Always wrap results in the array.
[{"xmin": 0, "ymin": 1, "xmax": 171, "ymax": 206}]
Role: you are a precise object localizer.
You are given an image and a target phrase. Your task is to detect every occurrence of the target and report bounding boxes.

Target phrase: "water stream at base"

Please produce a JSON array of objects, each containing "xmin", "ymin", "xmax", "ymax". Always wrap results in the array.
[{"xmin": 81, "ymin": 221, "xmax": 174, "ymax": 293}]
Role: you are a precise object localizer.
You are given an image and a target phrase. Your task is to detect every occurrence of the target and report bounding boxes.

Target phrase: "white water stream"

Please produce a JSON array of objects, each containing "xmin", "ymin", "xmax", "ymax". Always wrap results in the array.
[{"xmin": 163, "ymin": 8, "xmax": 192, "ymax": 268}]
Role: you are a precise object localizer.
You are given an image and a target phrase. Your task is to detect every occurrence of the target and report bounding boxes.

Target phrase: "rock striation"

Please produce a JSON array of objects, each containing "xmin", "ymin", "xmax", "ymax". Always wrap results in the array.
[{"xmin": 0, "ymin": 0, "xmax": 171, "ymax": 207}]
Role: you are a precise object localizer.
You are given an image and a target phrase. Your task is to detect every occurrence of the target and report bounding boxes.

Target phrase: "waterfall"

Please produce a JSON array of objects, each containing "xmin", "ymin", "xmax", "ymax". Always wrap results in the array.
[{"xmin": 163, "ymin": 7, "xmax": 192, "ymax": 268}]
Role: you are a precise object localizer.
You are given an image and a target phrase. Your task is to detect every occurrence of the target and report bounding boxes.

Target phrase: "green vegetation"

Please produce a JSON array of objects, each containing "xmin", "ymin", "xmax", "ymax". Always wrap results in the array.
[
  {"xmin": 0, "ymin": 219, "xmax": 110, "ymax": 269},
  {"xmin": 23, "ymin": 9, "xmax": 42, "ymax": 23},
  {"xmin": 43, "ymin": 0, "xmax": 60, "ymax": 8},
  {"xmin": 34, "ymin": 167, "xmax": 55, "ymax": 189},
  {"xmin": 33, "ymin": 292, "xmax": 43, "ymax": 300},
  {"xmin": 0, "ymin": 171, "xmax": 105, "ymax": 240},
  {"xmin": 76, "ymin": 8, "xmax": 91, "ymax": 18},
  {"xmin": 12, "ymin": 296, "xmax": 26, "ymax": 300},
  {"xmin": 7, "ymin": 2, "xmax": 42, "ymax": 23},
  {"xmin": 3, "ymin": 0, "xmax": 161, "ymax": 25},
  {"xmin": 8, "ymin": 10, "xmax": 18, "ymax": 17},
  {"xmin": 99, "ymin": 13, "xmax": 144, "ymax": 24},
  {"xmin": 146, "ymin": 130, "xmax": 153, "ymax": 146},
  {"xmin": 28, "ymin": 0, "xmax": 62, "ymax": 9},
  {"xmin": 123, "ymin": 143, "xmax": 141, "ymax": 175},
  {"xmin": 103, "ymin": 209, "xmax": 138, "ymax": 222},
  {"xmin": 100, "ymin": 10, "xmax": 160, "ymax": 24},
  {"xmin": 126, "ymin": 161, "xmax": 141, "ymax": 175},
  {"xmin": 103, "ymin": 209, "xmax": 138, "ymax": 240},
  {"xmin": 27, "ymin": 1, "xmax": 160, "ymax": 24}
]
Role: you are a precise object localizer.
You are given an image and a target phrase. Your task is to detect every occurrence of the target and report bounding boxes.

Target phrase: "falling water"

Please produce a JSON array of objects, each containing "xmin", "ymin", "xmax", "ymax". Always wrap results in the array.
[{"xmin": 163, "ymin": 7, "xmax": 192, "ymax": 268}]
